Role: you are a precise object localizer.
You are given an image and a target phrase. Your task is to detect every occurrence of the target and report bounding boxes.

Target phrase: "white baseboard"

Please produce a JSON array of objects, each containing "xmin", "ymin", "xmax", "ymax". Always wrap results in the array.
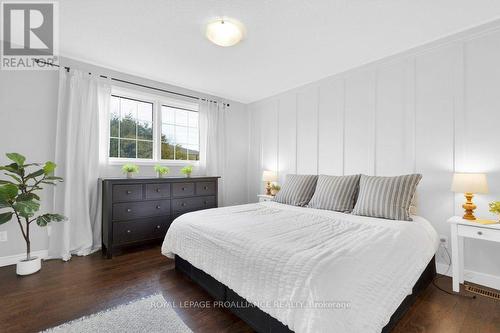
[
  {"xmin": 436, "ymin": 262, "xmax": 500, "ymax": 291},
  {"xmin": 0, "ymin": 250, "xmax": 49, "ymax": 267}
]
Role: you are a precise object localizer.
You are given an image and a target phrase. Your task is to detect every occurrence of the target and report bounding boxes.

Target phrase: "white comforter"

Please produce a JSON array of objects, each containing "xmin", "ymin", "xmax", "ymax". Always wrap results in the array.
[{"xmin": 161, "ymin": 201, "xmax": 438, "ymax": 333}]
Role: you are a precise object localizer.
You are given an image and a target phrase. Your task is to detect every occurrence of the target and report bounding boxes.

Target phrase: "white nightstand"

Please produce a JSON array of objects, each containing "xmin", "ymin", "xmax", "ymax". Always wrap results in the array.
[
  {"xmin": 257, "ymin": 194, "xmax": 274, "ymax": 202},
  {"xmin": 448, "ymin": 216, "xmax": 500, "ymax": 292}
]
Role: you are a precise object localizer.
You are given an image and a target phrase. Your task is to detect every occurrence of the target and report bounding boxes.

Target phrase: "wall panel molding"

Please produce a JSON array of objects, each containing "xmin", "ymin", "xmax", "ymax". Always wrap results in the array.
[{"xmin": 247, "ymin": 21, "xmax": 500, "ymax": 282}]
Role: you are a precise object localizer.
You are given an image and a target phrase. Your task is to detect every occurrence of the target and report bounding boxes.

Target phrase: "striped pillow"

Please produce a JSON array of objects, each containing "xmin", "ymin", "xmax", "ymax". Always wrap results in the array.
[
  {"xmin": 352, "ymin": 174, "xmax": 422, "ymax": 221},
  {"xmin": 273, "ymin": 174, "xmax": 318, "ymax": 206},
  {"xmin": 307, "ymin": 174, "xmax": 361, "ymax": 212}
]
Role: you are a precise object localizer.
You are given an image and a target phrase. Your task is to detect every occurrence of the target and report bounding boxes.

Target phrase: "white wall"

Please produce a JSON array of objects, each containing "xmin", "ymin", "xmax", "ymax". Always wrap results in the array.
[
  {"xmin": 247, "ymin": 22, "xmax": 500, "ymax": 287},
  {"xmin": 0, "ymin": 57, "xmax": 248, "ymax": 261}
]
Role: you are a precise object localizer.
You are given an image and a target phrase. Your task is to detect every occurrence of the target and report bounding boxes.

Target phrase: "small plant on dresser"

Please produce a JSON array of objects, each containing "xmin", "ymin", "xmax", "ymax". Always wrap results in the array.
[
  {"xmin": 181, "ymin": 165, "xmax": 193, "ymax": 177},
  {"xmin": 154, "ymin": 165, "xmax": 170, "ymax": 178},
  {"xmin": 0, "ymin": 153, "xmax": 65, "ymax": 275},
  {"xmin": 122, "ymin": 164, "xmax": 139, "ymax": 178}
]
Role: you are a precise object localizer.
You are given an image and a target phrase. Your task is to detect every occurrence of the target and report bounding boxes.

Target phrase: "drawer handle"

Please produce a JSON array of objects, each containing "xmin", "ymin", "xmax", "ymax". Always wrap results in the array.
[
  {"xmin": 478, "ymin": 231, "xmax": 483, "ymax": 235},
  {"xmin": 156, "ymin": 225, "xmax": 161, "ymax": 229},
  {"xmin": 126, "ymin": 190, "xmax": 132, "ymax": 194},
  {"xmin": 156, "ymin": 188, "xmax": 161, "ymax": 192},
  {"xmin": 204, "ymin": 201, "xmax": 208, "ymax": 205},
  {"xmin": 127, "ymin": 230, "xmax": 131, "ymax": 233},
  {"xmin": 203, "ymin": 186, "xmax": 208, "ymax": 190},
  {"xmin": 181, "ymin": 203, "xmax": 186, "ymax": 207},
  {"xmin": 181, "ymin": 187, "xmax": 185, "ymax": 191},
  {"xmin": 126, "ymin": 208, "xmax": 132, "ymax": 212},
  {"xmin": 156, "ymin": 205, "xmax": 161, "ymax": 209}
]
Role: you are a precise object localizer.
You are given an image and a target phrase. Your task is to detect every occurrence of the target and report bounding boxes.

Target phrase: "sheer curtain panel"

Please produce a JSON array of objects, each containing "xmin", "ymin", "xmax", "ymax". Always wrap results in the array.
[{"xmin": 47, "ymin": 69, "xmax": 111, "ymax": 261}]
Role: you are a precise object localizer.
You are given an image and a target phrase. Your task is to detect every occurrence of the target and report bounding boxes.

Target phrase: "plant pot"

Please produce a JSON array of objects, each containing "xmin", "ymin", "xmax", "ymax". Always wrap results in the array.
[
  {"xmin": 16, "ymin": 256, "xmax": 41, "ymax": 276},
  {"xmin": 185, "ymin": 174, "xmax": 191, "ymax": 178},
  {"xmin": 126, "ymin": 172, "xmax": 134, "ymax": 179},
  {"xmin": 157, "ymin": 172, "xmax": 164, "ymax": 178}
]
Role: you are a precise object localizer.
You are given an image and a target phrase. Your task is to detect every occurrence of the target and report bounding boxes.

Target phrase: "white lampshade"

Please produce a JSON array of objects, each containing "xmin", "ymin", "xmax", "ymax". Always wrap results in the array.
[
  {"xmin": 206, "ymin": 18, "xmax": 245, "ymax": 47},
  {"xmin": 262, "ymin": 170, "xmax": 277, "ymax": 182},
  {"xmin": 451, "ymin": 173, "xmax": 489, "ymax": 194}
]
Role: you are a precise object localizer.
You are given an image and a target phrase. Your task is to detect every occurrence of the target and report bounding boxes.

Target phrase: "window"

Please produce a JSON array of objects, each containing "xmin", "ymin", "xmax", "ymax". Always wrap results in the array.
[
  {"xmin": 161, "ymin": 106, "xmax": 199, "ymax": 161},
  {"xmin": 108, "ymin": 90, "xmax": 199, "ymax": 163}
]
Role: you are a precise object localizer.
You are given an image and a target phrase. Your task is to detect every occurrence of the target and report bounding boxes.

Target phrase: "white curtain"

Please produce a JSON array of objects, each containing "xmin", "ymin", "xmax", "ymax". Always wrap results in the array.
[
  {"xmin": 48, "ymin": 69, "xmax": 111, "ymax": 261},
  {"xmin": 199, "ymin": 100, "xmax": 227, "ymax": 206}
]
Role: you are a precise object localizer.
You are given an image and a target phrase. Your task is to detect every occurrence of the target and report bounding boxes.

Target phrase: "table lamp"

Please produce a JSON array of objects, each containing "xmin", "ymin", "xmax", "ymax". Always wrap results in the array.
[
  {"xmin": 262, "ymin": 170, "xmax": 277, "ymax": 196},
  {"xmin": 451, "ymin": 173, "xmax": 488, "ymax": 220}
]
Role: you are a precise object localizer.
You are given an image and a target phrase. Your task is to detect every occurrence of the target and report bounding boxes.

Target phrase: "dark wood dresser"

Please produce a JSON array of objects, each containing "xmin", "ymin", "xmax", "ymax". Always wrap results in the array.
[{"xmin": 101, "ymin": 176, "xmax": 219, "ymax": 258}]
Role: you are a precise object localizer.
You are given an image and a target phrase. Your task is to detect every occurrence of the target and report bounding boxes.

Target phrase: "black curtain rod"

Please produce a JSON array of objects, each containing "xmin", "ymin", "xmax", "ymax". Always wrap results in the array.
[{"xmin": 33, "ymin": 59, "xmax": 229, "ymax": 107}]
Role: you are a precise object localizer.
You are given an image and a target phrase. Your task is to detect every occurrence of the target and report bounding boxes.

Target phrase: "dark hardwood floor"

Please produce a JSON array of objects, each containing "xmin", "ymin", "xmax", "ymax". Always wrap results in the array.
[{"xmin": 1, "ymin": 246, "xmax": 499, "ymax": 333}]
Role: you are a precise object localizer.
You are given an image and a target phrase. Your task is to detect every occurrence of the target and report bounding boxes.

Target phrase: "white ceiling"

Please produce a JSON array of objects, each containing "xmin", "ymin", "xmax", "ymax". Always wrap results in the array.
[{"xmin": 59, "ymin": 0, "xmax": 500, "ymax": 103}]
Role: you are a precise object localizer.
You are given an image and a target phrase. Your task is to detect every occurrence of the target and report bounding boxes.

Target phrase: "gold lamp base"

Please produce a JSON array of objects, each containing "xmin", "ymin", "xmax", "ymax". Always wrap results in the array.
[
  {"xmin": 265, "ymin": 181, "xmax": 272, "ymax": 196},
  {"xmin": 462, "ymin": 192, "xmax": 477, "ymax": 220}
]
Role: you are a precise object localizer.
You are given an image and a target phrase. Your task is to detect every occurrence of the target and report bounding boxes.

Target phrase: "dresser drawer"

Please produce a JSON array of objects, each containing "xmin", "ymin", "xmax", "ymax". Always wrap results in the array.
[
  {"xmin": 112, "ymin": 199, "xmax": 171, "ymax": 221},
  {"xmin": 112, "ymin": 184, "xmax": 143, "ymax": 202},
  {"xmin": 197, "ymin": 196, "xmax": 217, "ymax": 210},
  {"xmin": 172, "ymin": 196, "xmax": 216, "ymax": 215},
  {"xmin": 196, "ymin": 181, "xmax": 216, "ymax": 196},
  {"xmin": 113, "ymin": 217, "xmax": 171, "ymax": 245},
  {"xmin": 172, "ymin": 182, "xmax": 195, "ymax": 197},
  {"xmin": 458, "ymin": 224, "xmax": 500, "ymax": 242},
  {"xmin": 145, "ymin": 183, "xmax": 171, "ymax": 199}
]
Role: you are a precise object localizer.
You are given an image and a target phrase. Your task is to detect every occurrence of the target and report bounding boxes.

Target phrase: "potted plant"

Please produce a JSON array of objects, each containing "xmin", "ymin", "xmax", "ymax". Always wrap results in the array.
[
  {"xmin": 489, "ymin": 201, "xmax": 500, "ymax": 222},
  {"xmin": 0, "ymin": 153, "xmax": 65, "ymax": 275},
  {"xmin": 154, "ymin": 165, "xmax": 170, "ymax": 178},
  {"xmin": 181, "ymin": 165, "xmax": 193, "ymax": 178},
  {"xmin": 122, "ymin": 164, "xmax": 139, "ymax": 178},
  {"xmin": 270, "ymin": 184, "xmax": 281, "ymax": 196}
]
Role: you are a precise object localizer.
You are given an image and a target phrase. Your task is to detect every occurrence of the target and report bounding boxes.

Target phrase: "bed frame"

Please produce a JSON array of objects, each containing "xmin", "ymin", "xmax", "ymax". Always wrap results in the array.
[{"xmin": 175, "ymin": 255, "xmax": 436, "ymax": 333}]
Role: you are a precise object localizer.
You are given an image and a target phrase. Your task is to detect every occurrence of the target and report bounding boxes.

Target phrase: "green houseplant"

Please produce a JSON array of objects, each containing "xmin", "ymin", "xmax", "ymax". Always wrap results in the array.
[
  {"xmin": 270, "ymin": 184, "xmax": 281, "ymax": 196},
  {"xmin": 122, "ymin": 163, "xmax": 139, "ymax": 178},
  {"xmin": 154, "ymin": 165, "xmax": 170, "ymax": 178},
  {"xmin": 181, "ymin": 165, "xmax": 193, "ymax": 178},
  {"xmin": 489, "ymin": 201, "xmax": 500, "ymax": 222},
  {"xmin": 0, "ymin": 153, "xmax": 65, "ymax": 275}
]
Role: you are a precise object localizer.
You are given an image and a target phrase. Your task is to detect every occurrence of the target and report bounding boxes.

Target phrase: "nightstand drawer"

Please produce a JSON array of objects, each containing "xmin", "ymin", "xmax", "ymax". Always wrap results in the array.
[{"xmin": 458, "ymin": 224, "xmax": 500, "ymax": 242}]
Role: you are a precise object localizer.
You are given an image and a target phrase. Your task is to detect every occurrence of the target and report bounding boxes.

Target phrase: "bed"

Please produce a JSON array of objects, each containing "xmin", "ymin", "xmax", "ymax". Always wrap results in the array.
[{"xmin": 161, "ymin": 201, "xmax": 439, "ymax": 333}]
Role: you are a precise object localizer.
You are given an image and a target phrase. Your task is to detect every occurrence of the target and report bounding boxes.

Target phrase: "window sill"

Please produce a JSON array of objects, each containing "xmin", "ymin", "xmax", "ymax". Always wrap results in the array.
[{"xmin": 107, "ymin": 158, "xmax": 200, "ymax": 167}]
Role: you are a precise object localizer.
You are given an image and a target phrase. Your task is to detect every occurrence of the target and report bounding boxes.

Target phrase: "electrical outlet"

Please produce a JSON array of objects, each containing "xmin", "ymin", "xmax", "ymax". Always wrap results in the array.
[
  {"xmin": 0, "ymin": 231, "xmax": 7, "ymax": 242},
  {"xmin": 439, "ymin": 235, "xmax": 448, "ymax": 248}
]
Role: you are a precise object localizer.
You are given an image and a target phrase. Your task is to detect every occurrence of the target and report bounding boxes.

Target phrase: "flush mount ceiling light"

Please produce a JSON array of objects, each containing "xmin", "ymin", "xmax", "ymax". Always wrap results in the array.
[{"xmin": 205, "ymin": 18, "xmax": 245, "ymax": 47}]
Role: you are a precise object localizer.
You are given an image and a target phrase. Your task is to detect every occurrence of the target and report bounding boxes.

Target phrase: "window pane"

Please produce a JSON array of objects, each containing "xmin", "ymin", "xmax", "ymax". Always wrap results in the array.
[
  {"xmin": 109, "ymin": 138, "xmax": 119, "ymax": 157},
  {"xmin": 138, "ymin": 121, "xmax": 153, "ymax": 140},
  {"xmin": 120, "ymin": 116, "xmax": 137, "ymax": 139},
  {"xmin": 188, "ymin": 129, "xmax": 198, "ymax": 145},
  {"xmin": 137, "ymin": 102, "xmax": 153, "ymax": 122},
  {"xmin": 188, "ymin": 111, "xmax": 198, "ymax": 128},
  {"xmin": 175, "ymin": 110, "xmax": 188, "ymax": 126},
  {"xmin": 176, "ymin": 126, "xmax": 188, "ymax": 144},
  {"xmin": 187, "ymin": 145, "xmax": 199, "ymax": 161},
  {"xmin": 110, "ymin": 114, "xmax": 119, "ymax": 138},
  {"xmin": 162, "ymin": 106, "xmax": 175, "ymax": 124},
  {"xmin": 121, "ymin": 98, "xmax": 136, "ymax": 120},
  {"xmin": 120, "ymin": 139, "xmax": 136, "ymax": 158},
  {"xmin": 110, "ymin": 97, "xmax": 120, "ymax": 137},
  {"xmin": 161, "ymin": 124, "xmax": 175, "ymax": 143},
  {"xmin": 175, "ymin": 144, "xmax": 188, "ymax": 160},
  {"xmin": 161, "ymin": 142, "xmax": 174, "ymax": 160},
  {"xmin": 137, "ymin": 141, "xmax": 153, "ymax": 159}
]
